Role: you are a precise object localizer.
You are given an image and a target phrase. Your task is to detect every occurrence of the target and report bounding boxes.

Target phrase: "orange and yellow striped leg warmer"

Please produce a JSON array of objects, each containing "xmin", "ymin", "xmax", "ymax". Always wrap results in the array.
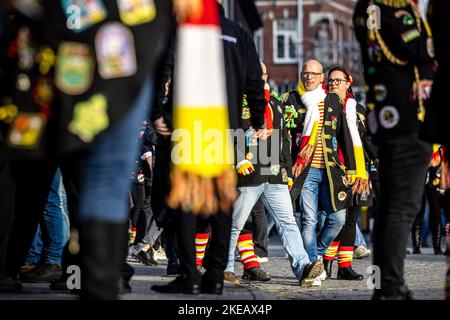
[
  {"xmin": 195, "ymin": 232, "xmax": 210, "ymax": 267},
  {"xmin": 129, "ymin": 227, "xmax": 137, "ymax": 245},
  {"xmin": 237, "ymin": 233, "xmax": 261, "ymax": 270},
  {"xmin": 323, "ymin": 241, "xmax": 340, "ymax": 261},
  {"xmin": 338, "ymin": 246, "xmax": 354, "ymax": 269}
]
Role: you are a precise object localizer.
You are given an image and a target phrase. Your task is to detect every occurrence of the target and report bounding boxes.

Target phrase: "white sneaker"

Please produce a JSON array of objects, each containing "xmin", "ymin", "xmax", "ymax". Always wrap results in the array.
[
  {"xmin": 318, "ymin": 270, "xmax": 326, "ymax": 281},
  {"xmin": 258, "ymin": 257, "xmax": 269, "ymax": 263},
  {"xmin": 354, "ymin": 246, "xmax": 371, "ymax": 259},
  {"xmin": 153, "ymin": 247, "xmax": 167, "ymax": 261}
]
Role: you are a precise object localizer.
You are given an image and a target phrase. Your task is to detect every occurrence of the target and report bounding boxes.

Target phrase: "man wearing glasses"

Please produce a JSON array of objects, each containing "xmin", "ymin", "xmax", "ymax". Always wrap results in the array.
[{"xmin": 282, "ymin": 60, "xmax": 357, "ymax": 286}]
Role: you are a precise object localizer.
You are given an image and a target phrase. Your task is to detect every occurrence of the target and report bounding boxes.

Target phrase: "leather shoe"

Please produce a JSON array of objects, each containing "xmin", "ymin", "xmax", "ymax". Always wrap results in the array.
[
  {"xmin": 0, "ymin": 274, "xmax": 22, "ymax": 293},
  {"xmin": 151, "ymin": 277, "xmax": 200, "ymax": 294},
  {"xmin": 373, "ymin": 286, "xmax": 414, "ymax": 300},
  {"xmin": 337, "ymin": 267, "xmax": 364, "ymax": 281}
]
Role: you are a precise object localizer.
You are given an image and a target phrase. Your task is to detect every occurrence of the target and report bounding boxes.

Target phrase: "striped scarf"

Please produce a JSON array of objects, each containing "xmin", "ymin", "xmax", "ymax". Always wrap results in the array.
[
  {"xmin": 296, "ymin": 82, "xmax": 327, "ymax": 165},
  {"xmin": 344, "ymin": 97, "xmax": 367, "ymax": 180}
]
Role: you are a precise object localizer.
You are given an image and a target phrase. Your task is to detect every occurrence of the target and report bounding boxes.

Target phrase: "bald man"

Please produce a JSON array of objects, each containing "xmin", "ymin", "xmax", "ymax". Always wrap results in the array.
[{"xmin": 281, "ymin": 60, "xmax": 357, "ymax": 286}]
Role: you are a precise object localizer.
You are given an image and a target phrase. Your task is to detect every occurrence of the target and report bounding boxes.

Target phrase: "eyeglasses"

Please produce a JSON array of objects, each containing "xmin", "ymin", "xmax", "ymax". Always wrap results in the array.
[
  {"xmin": 301, "ymin": 72, "xmax": 323, "ymax": 78},
  {"xmin": 327, "ymin": 78, "xmax": 348, "ymax": 85}
]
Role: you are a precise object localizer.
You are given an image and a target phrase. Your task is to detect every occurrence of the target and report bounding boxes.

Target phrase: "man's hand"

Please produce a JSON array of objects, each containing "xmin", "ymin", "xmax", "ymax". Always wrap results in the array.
[
  {"xmin": 173, "ymin": 0, "xmax": 203, "ymax": 22},
  {"xmin": 153, "ymin": 117, "xmax": 171, "ymax": 136},
  {"xmin": 236, "ymin": 160, "xmax": 255, "ymax": 176},
  {"xmin": 292, "ymin": 162, "xmax": 303, "ymax": 179}
]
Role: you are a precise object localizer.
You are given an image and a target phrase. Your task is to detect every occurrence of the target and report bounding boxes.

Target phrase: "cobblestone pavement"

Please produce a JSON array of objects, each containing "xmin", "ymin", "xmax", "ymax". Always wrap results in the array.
[{"xmin": 0, "ymin": 236, "xmax": 446, "ymax": 300}]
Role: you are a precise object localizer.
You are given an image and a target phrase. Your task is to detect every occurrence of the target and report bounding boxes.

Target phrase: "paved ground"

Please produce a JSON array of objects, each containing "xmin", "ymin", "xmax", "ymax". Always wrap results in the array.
[{"xmin": 0, "ymin": 236, "xmax": 446, "ymax": 300}]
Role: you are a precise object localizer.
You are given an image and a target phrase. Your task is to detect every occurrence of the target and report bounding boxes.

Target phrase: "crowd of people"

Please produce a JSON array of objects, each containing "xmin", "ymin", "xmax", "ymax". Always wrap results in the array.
[{"xmin": 0, "ymin": 0, "xmax": 449, "ymax": 300}]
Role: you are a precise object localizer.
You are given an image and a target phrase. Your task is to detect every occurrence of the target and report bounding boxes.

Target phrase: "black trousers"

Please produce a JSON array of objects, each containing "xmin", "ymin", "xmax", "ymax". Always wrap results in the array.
[
  {"xmin": 0, "ymin": 145, "xmax": 15, "ymax": 276},
  {"xmin": 249, "ymin": 198, "xmax": 268, "ymax": 258},
  {"xmin": 334, "ymin": 206, "xmax": 359, "ymax": 247},
  {"xmin": 175, "ymin": 210, "xmax": 231, "ymax": 285},
  {"xmin": 129, "ymin": 178, "xmax": 153, "ymax": 244},
  {"xmin": 373, "ymin": 134, "xmax": 431, "ymax": 294}
]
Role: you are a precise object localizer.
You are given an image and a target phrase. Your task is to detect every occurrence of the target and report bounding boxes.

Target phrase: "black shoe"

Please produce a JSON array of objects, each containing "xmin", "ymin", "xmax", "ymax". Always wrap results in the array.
[
  {"xmin": 167, "ymin": 263, "xmax": 180, "ymax": 276},
  {"xmin": 434, "ymin": 247, "xmax": 444, "ymax": 255},
  {"xmin": 373, "ymin": 286, "xmax": 414, "ymax": 300},
  {"xmin": 300, "ymin": 260, "xmax": 324, "ymax": 286},
  {"xmin": 20, "ymin": 264, "xmax": 62, "ymax": 283},
  {"xmin": 118, "ymin": 276, "xmax": 132, "ymax": 295},
  {"xmin": 242, "ymin": 267, "xmax": 271, "ymax": 281},
  {"xmin": 0, "ymin": 274, "xmax": 22, "ymax": 293},
  {"xmin": 50, "ymin": 273, "xmax": 70, "ymax": 291},
  {"xmin": 323, "ymin": 259, "xmax": 333, "ymax": 278},
  {"xmin": 337, "ymin": 267, "xmax": 364, "ymax": 281},
  {"xmin": 196, "ymin": 265, "xmax": 205, "ymax": 275},
  {"xmin": 412, "ymin": 247, "xmax": 421, "ymax": 254},
  {"xmin": 151, "ymin": 277, "xmax": 200, "ymax": 294},
  {"xmin": 134, "ymin": 250, "xmax": 158, "ymax": 266},
  {"xmin": 201, "ymin": 281, "xmax": 223, "ymax": 294}
]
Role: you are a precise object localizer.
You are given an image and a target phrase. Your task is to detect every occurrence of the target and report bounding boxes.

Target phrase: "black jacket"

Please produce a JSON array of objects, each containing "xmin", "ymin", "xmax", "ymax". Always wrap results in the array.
[
  {"xmin": 285, "ymin": 92, "xmax": 357, "ymax": 212},
  {"xmin": 237, "ymin": 91, "xmax": 292, "ymax": 187},
  {"xmin": 354, "ymin": 0, "xmax": 434, "ymax": 139}
]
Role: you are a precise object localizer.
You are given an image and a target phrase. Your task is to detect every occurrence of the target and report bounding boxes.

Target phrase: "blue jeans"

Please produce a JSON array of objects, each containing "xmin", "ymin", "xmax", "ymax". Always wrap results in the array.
[
  {"xmin": 25, "ymin": 168, "xmax": 70, "ymax": 265},
  {"xmin": 79, "ymin": 79, "xmax": 153, "ymax": 223},
  {"xmin": 299, "ymin": 168, "xmax": 346, "ymax": 261},
  {"xmin": 355, "ymin": 223, "xmax": 367, "ymax": 248},
  {"xmin": 226, "ymin": 183, "xmax": 310, "ymax": 280}
]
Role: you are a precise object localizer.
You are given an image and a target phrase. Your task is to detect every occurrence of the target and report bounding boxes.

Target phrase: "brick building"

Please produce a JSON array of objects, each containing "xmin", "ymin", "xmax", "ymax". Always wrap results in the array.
[{"xmin": 253, "ymin": 0, "xmax": 364, "ymax": 99}]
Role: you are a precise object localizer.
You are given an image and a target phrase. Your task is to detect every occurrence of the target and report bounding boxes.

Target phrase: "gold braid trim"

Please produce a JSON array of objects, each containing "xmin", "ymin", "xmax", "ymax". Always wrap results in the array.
[
  {"xmin": 376, "ymin": 0, "xmax": 412, "ymax": 8},
  {"xmin": 372, "ymin": 28, "xmax": 408, "ymax": 65}
]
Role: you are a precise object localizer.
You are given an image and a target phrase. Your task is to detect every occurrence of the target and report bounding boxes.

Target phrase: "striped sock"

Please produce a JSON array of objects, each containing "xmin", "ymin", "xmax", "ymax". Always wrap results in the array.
[
  {"xmin": 338, "ymin": 246, "xmax": 354, "ymax": 269},
  {"xmin": 129, "ymin": 227, "xmax": 137, "ymax": 245},
  {"xmin": 323, "ymin": 241, "xmax": 340, "ymax": 261},
  {"xmin": 237, "ymin": 233, "xmax": 261, "ymax": 270},
  {"xmin": 195, "ymin": 232, "xmax": 210, "ymax": 267}
]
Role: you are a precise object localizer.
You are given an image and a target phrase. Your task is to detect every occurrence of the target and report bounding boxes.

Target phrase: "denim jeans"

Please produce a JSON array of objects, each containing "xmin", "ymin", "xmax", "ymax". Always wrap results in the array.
[
  {"xmin": 25, "ymin": 168, "xmax": 70, "ymax": 265},
  {"xmin": 226, "ymin": 183, "xmax": 311, "ymax": 280},
  {"xmin": 355, "ymin": 223, "xmax": 367, "ymax": 248},
  {"xmin": 299, "ymin": 168, "xmax": 346, "ymax": 261},
  {"xmin": 79, "ymin": 78, "xmax": 153, "ymax": 223}
]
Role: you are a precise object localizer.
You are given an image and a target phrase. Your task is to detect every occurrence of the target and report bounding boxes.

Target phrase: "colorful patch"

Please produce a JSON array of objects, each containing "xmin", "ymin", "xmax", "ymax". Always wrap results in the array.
[
  {"xmin": 368, "ymin": 110, "xmax": 378, "ymax": 134},
  {"xmin": 16, "ymin": 73, "xmax": 31, "ymax": 92},
  {"xmin": 16, "ymin": 26, "xmax": 33, "ymax": 70},
  {"xmin": 245, "ymin": 152, "xmax": 253, "ymax": 160},
  {"xmin": 332, "ymin": 136, "xmax": 338, "ymax": 151},
  {"xmin": 295, "ymin": 133, "xmax": 302, "ymax": 146},
  {"xmin": 241, "ymin": 106, "xmax": 251, "ymax": 120},
  {"xmin": 33, "ymin": 76, "xmax": 53, "ymax": 107},
  {"xmin": 379, "ymin": 106, "xmax": 400, "ymax": 129},
  {"xmin": 338, "ymin": 191, "xmax": 347, "ymax": 201},
  {"xmin": 7, "ymin": 113, "xmax": 46, "ymax": 149},
  {"xmin": 368, "ymin": 66, "xmax": 376, "ymax": 75},
  {"xmin": 68, "ymin": 94, "xmax": 109, "ymax": 143},
  {"xmin": 117, "ymin": 0, "xmax": 156, "ymax": 26},
  {"xmin": 281, "ymin": 168, "xmax": 288, "ymax": 183},
  {"xmin": 373, "ymin": 84, "xmax": 387, "ymax": 102},
  {"xmin": 401, "ymin": 29, "xmax": 420, "ymax": 43},
  {"xmin": 61, "ymin": 0, "xmax": 107, "ymax": 33},
  {"xmin": 95, "ymin": 22, "xmax": 137, "ymax": 79},
  {"xmin": 245, "ymin": 128, "xmax": 258, "ymax": 147},
  {"xmin": 283, "ymin": 105, "xmax": 298, "ymax": 129},
  {"xmin": 270, "ymin": 165, "xmax": 281, "ymax": 176},
  {"xmin": 55, "ymin": 42, "xmax": 94, "ymax": 95},
  {"xmin": 331, "ymin": 116, "xmax": 337, "ymax": 130},
  {"xmin": 36, "ymin": 46, "xmax": 56, "ymax": 76},
  {"xmin": 342, "ymin": 176, "xmax": 348, "ymax": 187},
  {"xmin": 395, "ymin": 10, "xmax": 414, "ymax": 26}
]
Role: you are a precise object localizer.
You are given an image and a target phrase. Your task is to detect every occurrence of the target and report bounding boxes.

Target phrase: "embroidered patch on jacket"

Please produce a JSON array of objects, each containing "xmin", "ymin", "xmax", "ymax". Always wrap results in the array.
[
  {"xmin": 338, "ymin": 191, "xmax": 347, "ymax": 201},
  {"xmin": 7, "ymin": 112, "xmax": 46, "ymax": 149},
  {"xmin": 401, "ymin": 29, "xmax": 420, "ymax": 43},
  {"xmin": 117, "ymin": 0, "xmax": 156, "ymax": 26},
  {"xmin": 379, "ymin": 106, "xmax": 400, "ymax": 129},
  {"xmin": 95, "ymin": 22, "xmax": 137, "ymax": 79},
  {"xmin": 373, "ymin": 84, "xmax": 387, "ymax": 102},
  {"xmin": 61, "ymin": 0, "xmax": 107, "ymax": 33}
]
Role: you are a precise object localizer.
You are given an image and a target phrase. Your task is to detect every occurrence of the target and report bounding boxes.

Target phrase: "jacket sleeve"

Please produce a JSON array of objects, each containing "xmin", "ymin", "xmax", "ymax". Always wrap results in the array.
[
  {"xmin": 241, "ymin": 29, "xmax": 265, "ymax": 129},
  {"xmin": 334, "ymin": 96, "xmax": 356, "ymax": 175}
]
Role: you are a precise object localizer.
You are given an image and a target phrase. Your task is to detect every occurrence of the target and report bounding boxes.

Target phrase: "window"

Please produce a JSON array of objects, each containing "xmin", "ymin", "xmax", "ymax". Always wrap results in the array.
[{"xmin": 273, "ymin": 19, "xmax": 297, "ymax": 64}]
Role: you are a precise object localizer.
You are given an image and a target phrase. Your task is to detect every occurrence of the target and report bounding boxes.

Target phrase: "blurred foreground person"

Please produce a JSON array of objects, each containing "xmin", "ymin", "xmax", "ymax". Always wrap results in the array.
[{"xmin": 354, "ymin": 0, "xmax": 434, "ymax": 299}]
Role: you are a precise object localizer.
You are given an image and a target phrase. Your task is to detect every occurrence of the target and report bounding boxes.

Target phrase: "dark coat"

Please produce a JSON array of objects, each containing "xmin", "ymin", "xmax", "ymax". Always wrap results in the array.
[
  {"xmin": 354, "ymin": 0, "xmax": 434, "ymax": 139},
  {"xmin": 237, "ymin": 91, "xmax": 293, "ymax": 187},
  {"xmin": 285, "ymin": 91, "xmax": 357, "ymax": 212}
]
